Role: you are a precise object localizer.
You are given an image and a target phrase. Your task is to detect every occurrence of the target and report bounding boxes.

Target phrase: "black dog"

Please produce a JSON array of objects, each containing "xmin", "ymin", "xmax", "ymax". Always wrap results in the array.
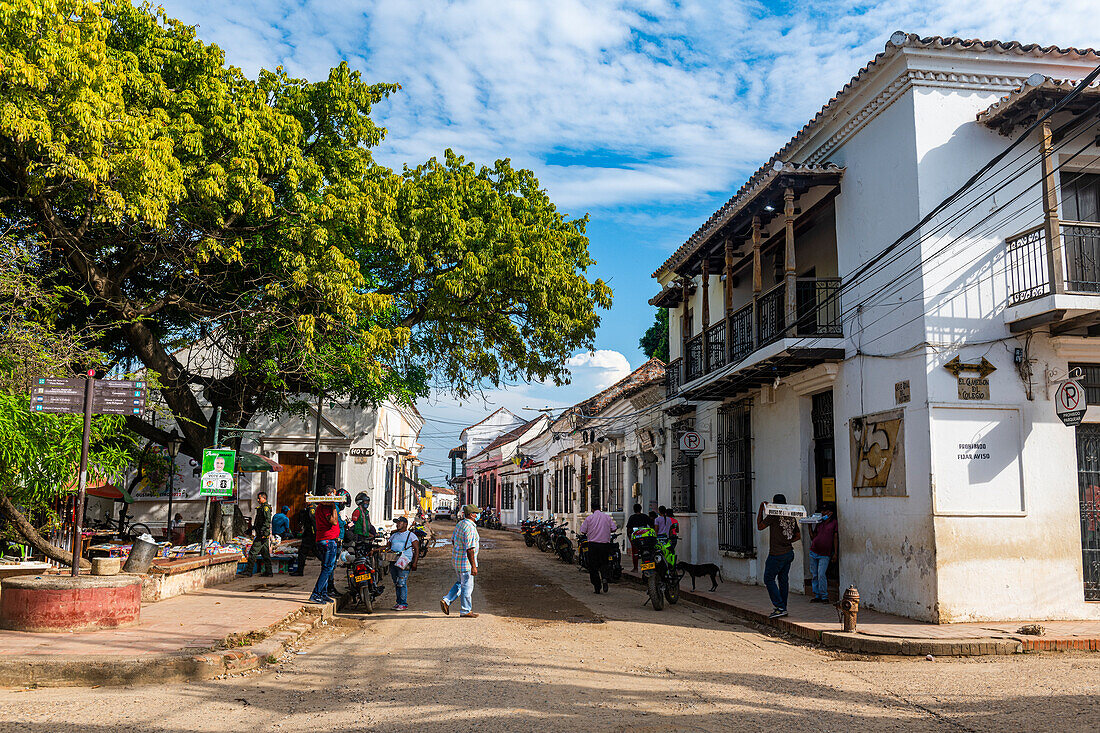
[{"xmin": 676, "ymin": 562, "xmax": 723, "ymax": 591}]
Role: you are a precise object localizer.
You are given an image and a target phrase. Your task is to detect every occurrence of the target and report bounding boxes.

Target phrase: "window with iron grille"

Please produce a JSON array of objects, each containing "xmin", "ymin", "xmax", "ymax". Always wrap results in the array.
[
  {"xmin": 590, "ymin": 457, "xmax": 601, "ymax": 511},
  {"xmin": 670, "ymin": 418, "xmax": 697, "ymax": 513},
  {"xmin": 1070, "ymin": 363, "xmax": 1100, "ymax": 405},
  {"xmin": 717, "ymin": 401, "xmax": 754, "ymax": 553},
  {"xmin": 534, "ymin": 473, "xmax": 545, "ymax": 511},
  {"xmin": 608, "ymin": 452, "xmax": 624, "ymax": 512},
  {"xmin": 811, "ymin": 390, "xmax": 834, "ymax": 440},
  {"xmin": 502, "ymin": 482, "xmax": 514, "ymax": 510},
  {"xmin": 527, "ymin": 477, "xmax": 536, "ymax": 510},
  {"xmin": 564, "ymin": 466, "xmax": 575, "ymax": 513}
]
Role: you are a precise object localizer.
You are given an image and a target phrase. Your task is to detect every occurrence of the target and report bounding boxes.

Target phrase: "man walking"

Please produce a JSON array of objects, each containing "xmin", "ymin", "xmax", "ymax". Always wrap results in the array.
[
  {"xmin": 441, "ymin": 504, "xmax": 480, "ymax": 618},
  {"xmin": 245, "ymin": 491, "xmax": 273, "ymax": 577},
  {"xmin": 757, "ymin": 493, "xmax": 801, "ymax": 619},
  {"xmin": 310, "ymin": 491, "xmax": 341, "ymax": 605},
  {"xmin": 625, "ymin": 503, "xmax": 652, "ymax": 572},
  {"xmin": 579, "ymin": 499, "xmax": 617, "ymax": 593}
]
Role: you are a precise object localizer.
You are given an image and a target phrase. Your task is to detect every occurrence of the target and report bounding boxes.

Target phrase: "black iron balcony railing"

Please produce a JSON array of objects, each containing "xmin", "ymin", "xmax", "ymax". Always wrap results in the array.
[
  {"xmin": 669, "ymin": 277, "xmax": 843, "ymax": 394},
  {"xmin": 1007, "ymin": 221, "xmax": 1100, "ymax": 305},
  {"xmin": 666, "ymin": 358, "xmax": 682, "ymax": 397},
  {"xmin": 705, "ymin": 320, "xmax": 726, "ymax": 372},
  {"xmin": 728, "ymin": 302, "xmax": 754, "ymax": 364},
  {"xmin": 685, "ymin": 334, "xmax": 704, "ymax": 382}
]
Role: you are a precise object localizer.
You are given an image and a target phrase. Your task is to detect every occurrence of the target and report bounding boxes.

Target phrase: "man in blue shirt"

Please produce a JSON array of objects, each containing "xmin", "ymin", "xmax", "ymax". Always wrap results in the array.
[{"xmin": 272, "ymin": 505, "xmax": 290, "ymax": 537}]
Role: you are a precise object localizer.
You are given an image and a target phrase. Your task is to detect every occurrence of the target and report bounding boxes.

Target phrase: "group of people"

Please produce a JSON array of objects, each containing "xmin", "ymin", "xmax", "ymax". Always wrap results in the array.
[
  {"xmin": 625, "ymin": 503, "xmax": 679, "ymax": 571},
  {"xmin": 757, "ymin": 494, "xmax": 838, "ymax": 619},
  {"xmin": 244, "ymin": 489, "xmax": 485, "ymax": 617}
]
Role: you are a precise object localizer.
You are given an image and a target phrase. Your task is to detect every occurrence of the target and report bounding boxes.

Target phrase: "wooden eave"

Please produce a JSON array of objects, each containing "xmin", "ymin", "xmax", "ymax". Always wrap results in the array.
[{"xmin": 978, "ymin": 78, "xmax": 1100, "ymax": 136}]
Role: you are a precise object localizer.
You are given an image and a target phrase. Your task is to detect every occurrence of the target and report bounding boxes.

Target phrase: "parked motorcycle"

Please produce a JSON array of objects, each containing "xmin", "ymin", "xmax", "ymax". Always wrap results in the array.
[
  {"xmin": 521, "ymin": 518, "xmax": 538, "ymax": 547},
  {"xmin": 550, "ymin": 521, "xmax": 574, "ymax": 564},
  {"xmin": 534, "ymin": 519, "xmax": 553, "ymax": 553},
  {"xmin": 343, "ymin": 532, "xmax": 388, "ymax": 614},
  {"xmin": 577, "ymin": 531, "xmax": 623, "ymax": 582},
  {"xmin": 631, "ymin": 526, "xmax": 679, "ymax": 610}
]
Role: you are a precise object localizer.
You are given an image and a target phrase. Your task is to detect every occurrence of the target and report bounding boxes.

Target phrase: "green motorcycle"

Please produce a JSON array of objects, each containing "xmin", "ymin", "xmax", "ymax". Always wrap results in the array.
[{"xmin": 630, "ymin": 527, "xmax": 679, "ymax": 610}]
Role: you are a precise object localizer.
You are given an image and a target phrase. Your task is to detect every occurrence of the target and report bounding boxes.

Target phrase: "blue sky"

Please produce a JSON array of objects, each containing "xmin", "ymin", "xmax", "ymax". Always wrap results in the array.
[{"xmin": 157, "ymin": 0, "xmax": 1096, "ymax": 482}]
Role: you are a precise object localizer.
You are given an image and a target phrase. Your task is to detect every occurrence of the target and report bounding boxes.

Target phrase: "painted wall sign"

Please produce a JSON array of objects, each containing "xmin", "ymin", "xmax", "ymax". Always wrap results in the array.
[
  {"xmin": 958, "ymin": 376, "xmax": 990, "ymax": 400},
  {"xmin": 931, "ymin": 406, "xmax": 1024, "ymax": 515},
  {"xmin": 349, "ymin": 447, "xmax": 374, "ymax": 457},
  {"xmin": 895, "ymin": 380, "xmax": 911, "ymax": 405},
  {"xmin": 821, "ymin": 477, "xmax": 836, "ymax": 502},
  {"xmin": 1056, "ymin": 378, "xmax": 1086, "ymax": 426},
  {"xmin": 849, "ymin": 409, "xmax": 906, "ymax": 497}
]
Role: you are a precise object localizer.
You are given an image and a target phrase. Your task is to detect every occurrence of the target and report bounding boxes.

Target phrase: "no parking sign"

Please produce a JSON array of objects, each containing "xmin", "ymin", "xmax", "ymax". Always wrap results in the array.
[{"xmin": 1056, "ymin": 378, "xmax": 1086, "ymax": 427}]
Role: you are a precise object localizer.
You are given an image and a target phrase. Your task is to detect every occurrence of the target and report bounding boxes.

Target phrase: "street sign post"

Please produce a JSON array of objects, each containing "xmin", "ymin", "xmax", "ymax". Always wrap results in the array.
[
  {"xmin": 1056, "ymin": 378, "xmax": 1086, "ymax": 427},
  {"xmin": 29, "ymin": 374, "xmax": 147, "ymax": 576}
]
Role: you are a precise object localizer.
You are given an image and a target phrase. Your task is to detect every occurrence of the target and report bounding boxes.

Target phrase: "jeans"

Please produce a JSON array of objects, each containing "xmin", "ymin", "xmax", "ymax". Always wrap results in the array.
[
  {"xmin": 809, "ymin": 550, "xmax": 831, "ymax": 600},
  {"xmin": 311, "ymin": 539, "xmax": 338, "ymax": 600},
  {"xmin": 763, "ymin": 551, "xmax": 795, "ymax": 611},
  {"xmin": 390, "ymin": 563, "xmax": 410, "ymax": 606},
  {"xmin": 443, "ymin": 570, "xmax": 474, "ymax": 615}
]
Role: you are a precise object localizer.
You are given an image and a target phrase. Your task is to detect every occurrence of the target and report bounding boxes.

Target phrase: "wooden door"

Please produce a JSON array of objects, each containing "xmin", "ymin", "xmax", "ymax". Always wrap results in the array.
[{"xmin": 277, "ymin": 452, "xmax": 311, "ymax": 534}]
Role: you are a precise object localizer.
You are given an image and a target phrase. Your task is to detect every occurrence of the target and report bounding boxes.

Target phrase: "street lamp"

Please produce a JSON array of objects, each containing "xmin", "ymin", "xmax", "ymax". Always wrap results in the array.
[{"xmin": 166, "ymin": 429, "xmax": 183, "ymax": 543}]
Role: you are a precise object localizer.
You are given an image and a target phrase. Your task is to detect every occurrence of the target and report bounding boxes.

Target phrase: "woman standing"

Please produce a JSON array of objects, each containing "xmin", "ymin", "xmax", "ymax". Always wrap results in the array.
[{"xmin": 388, "ymin": 516, "xmax": 419, "ymax": 611}]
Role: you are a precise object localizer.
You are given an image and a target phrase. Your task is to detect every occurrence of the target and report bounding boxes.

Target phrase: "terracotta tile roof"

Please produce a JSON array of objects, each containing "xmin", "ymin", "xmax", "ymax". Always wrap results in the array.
[
  {"xmin": 652, "ymin": 32, "xmax": 1100, "ymax": 281},
  {"xmin": 977, "ymin": 74, "xmax": 1100, "ymax": 133}
]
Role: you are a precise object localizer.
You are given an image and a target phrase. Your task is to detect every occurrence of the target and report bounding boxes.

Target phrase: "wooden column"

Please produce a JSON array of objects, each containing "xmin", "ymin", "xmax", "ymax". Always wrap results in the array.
[
  {"xmin": 752, "ymin": 216, "xmax": 763, "ymax": 294},
  {"xmin": 700, "ymin": 258, "xmax": 710, "ymax": 329},
  {"xmin": 1040, "ymin": 120, "xmax": 1065, "ymax": 293},
  {"xmin": 784, "ymin": 187, "xmax": 797, "ymax": 330},
  {"xmin": 724, "ymin": 238, "xmax": 735, "ymax": 314}
]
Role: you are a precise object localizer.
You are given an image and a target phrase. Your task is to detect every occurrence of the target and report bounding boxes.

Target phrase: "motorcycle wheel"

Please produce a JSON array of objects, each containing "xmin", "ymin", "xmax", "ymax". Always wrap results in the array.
[
  {"xmin": 524, "ymin": 535, "xmax": 534, "ymax": 547},
  {"xmin": 537, "ymin": 535, "xmax": 550, "ymax": 552},
  {"xmin": 561, "ymin": 546, "xmax": 574, "ymax": 564},
  {"xmin": 664, "ymin": 575, "xmax": 680, "ymax": 605},
  {"xmin": 647, "ymin": 573, "xmax": 665, "ymax": 611},
  {"xmin": 611, "ymin": 559, "xmax": 623, "ymax": 582},
  {"xmin": 360, "ymin": 586, "xmax": 373, "ymax": 614}
]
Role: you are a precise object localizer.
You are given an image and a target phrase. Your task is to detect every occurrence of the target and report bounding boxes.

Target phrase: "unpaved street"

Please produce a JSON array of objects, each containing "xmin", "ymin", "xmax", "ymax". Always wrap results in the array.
[{"xmin": 1, "ymin": 525, "xmax": 1098, "ymax": 732}]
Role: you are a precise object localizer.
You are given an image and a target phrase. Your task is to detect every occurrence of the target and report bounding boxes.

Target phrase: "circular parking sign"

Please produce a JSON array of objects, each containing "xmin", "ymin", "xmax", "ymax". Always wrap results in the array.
[
  {"xmin": 1056, "ymin": 378, "xmax": 1086, "ymax": 426},
  {"xmin": 678, "ymin": 431, "xmax": 704, "ymax": 455}
]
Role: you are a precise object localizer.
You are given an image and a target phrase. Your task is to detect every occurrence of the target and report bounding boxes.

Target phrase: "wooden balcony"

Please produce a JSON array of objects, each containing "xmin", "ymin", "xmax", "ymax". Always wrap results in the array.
[{"xmin": 667, "ymin": 277, "xmax": 843, "ymax": 400}]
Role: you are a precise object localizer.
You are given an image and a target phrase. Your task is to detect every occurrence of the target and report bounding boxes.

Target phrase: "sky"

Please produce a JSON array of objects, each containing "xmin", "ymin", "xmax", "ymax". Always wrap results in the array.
[{"xmin": 156, "ymin": 0, "xmax": 1097, "ymax": 483}]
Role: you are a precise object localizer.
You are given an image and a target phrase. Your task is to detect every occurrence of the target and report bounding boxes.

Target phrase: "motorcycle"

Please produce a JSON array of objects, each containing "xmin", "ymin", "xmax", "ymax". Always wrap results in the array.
[
  {"xmin": 577, "ymin": 531, "xmax": 623, "ymax": 582},
  {"xmin": 534, "ymin": 519, "xmax": 553, "ymax": 553},
  {"xmin": 411, "ymin": 520, "xmax": 433, "ymax": 558},
  {"xmin": 631, "ymin": 526, "xmax": 679, "ymax": 610},
  {"xmin": 521, "ymin": 518, "xmax": 539, "ymax": 547},
  {"xmin": 550, "ymin": 521, "xmax": 574, "ymax": 564},
  {"xmin": 343, "ymin": 532, "xmax": 389, "ymax": 614}
]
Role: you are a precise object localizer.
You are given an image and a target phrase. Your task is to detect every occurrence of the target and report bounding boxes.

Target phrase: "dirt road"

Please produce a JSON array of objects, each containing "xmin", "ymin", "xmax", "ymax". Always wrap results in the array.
[{"xmin": 1, "ymin": 525, "xmax": 1098, "ymax": 732}]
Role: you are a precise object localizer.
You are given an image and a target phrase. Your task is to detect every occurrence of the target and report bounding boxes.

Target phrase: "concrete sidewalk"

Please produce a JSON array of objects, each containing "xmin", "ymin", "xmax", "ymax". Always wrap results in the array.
[
  {"xmin": 0, "ymin": 572, "xmax": 340, "ymax": 687},
  {"xmin": 623, "ymin": 568, "xmax": 1100, "ymax": 655}
]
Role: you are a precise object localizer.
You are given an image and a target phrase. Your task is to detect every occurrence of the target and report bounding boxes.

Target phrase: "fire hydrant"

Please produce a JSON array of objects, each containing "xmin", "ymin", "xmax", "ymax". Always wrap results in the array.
[{"xmin": 838, "ymin": 585, "xmax": 860, "ymax": 632}]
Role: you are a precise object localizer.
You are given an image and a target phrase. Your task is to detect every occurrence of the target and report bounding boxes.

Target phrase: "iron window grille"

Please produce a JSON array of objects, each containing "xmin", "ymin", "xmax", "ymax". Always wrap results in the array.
[
  {"xmin": 717, "ymin": 401, "xmax": 754, "ymax": 553},
  {"xmin": 670, "ymin": 418, "xmax": 697, "ymax": 513}
]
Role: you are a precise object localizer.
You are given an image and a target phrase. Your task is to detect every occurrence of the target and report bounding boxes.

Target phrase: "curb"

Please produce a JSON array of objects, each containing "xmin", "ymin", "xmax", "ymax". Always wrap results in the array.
[
  {"xmin": 620, "ymin": 573, "xmax": 1091, "ymax": 656},
  {"xmin": 0, "ymin": 595, "xmax": 347, "ymax": 688}
]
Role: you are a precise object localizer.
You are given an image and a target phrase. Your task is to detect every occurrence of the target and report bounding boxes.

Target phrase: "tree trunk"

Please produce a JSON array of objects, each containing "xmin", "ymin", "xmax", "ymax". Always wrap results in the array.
[{"xmin": 0, "ymin": 493, "xmax": 91, "ymax": 570}]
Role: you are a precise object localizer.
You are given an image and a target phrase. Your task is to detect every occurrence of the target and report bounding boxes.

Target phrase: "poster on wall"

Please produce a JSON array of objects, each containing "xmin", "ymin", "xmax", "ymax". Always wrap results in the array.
[
  {"xmin": 849, "ymin": 409, "xmax": 906, "ymax": 497},
  {"xmin": 130, "ymin": 448, "xmax": 191, "ymax": 501},
  {"xmin": 931, "ymin": 406, "xmax": 1024, "ymax": 515}
]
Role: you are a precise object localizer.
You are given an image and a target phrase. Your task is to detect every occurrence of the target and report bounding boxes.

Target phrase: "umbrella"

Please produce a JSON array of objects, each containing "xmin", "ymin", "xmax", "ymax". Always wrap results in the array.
[{"xmin": 236, "ymin": 451, "xmax": 283, "ymax": 473}]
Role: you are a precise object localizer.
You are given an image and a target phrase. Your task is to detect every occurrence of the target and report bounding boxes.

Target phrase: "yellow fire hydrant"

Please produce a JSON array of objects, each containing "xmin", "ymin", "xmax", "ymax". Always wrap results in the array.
[{"xmin": 839, "ymin": 585, "xmax": 860, "ymax": 632}]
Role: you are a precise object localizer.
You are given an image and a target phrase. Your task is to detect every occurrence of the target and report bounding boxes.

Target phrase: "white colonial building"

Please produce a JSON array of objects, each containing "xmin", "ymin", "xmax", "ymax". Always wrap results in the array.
[{"xmin": 651, "ymin": 33, "xmax": 1100, "ymax": 622}]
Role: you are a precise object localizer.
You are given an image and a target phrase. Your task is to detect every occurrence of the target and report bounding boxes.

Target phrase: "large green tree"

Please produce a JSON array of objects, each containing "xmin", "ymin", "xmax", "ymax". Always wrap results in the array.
[
  {"xmin": 640, "ymin": 307, "xmax": 669, "ymax": 362},
  {"xmin": 0, "ymin": 0, "xmax": 611, "ymax": 457}
]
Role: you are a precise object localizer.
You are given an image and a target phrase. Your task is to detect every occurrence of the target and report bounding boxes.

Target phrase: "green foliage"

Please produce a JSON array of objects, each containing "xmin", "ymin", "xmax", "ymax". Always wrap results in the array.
[
  {"xmin": 640, "ymin": 308, "xmax": 669, "ymax": 363},
  {"xmin": 0, "ymin": 393, "xmax": 134, "ymax": 520},
  {"xmin": 0, "ymin": 0, "xmax": 609, "ymax": 452}
]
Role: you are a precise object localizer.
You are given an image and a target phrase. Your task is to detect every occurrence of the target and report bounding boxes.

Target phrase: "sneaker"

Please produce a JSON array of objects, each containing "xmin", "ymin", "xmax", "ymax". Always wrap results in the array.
[
  {"xmin": 393, "ymin": 604, "xmax": 407, "ymax": 611},
  {"xmin": 440, "ymin": 598, "xmax": 451, "ymax": 616},
  {"xmin": 308, "ymin": 596, "xmax": 326, "ymax": 605},
  {"xmin": 768, "ymin": 609, "xmax": 788, "ymax": 619}
]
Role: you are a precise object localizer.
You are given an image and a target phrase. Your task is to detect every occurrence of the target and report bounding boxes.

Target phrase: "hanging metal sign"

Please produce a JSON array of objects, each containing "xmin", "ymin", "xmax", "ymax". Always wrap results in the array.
[
  {"xmin": 1056, "ymin": 378, "xmax": 1086, "ymax": 426},
  {"xmin": 678, "ymin": 431, "xmax": 704, "ymax": 457}
]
